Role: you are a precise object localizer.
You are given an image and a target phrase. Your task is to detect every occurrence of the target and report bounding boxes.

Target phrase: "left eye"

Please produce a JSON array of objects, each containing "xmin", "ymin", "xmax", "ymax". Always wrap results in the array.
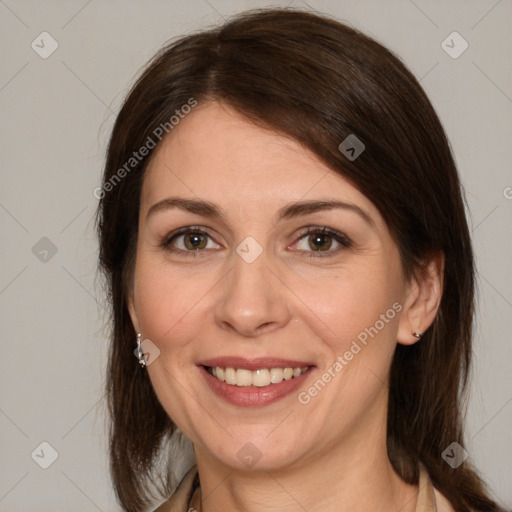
[{"xmin": 294, "ymin": 228, "xmax": 351, "ymax": 253}]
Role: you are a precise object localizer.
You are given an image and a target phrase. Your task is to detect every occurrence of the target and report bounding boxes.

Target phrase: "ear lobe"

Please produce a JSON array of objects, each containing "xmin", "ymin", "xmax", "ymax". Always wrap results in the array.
[{"xmin": 397, "ymin": 252, "xmax": 444, "ymax": 346}]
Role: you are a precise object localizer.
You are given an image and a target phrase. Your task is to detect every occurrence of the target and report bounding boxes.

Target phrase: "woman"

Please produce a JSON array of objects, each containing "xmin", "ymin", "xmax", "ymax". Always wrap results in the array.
[{"xmin": 96, "ymin": 8, "xmax": 505, "ymax": 512}]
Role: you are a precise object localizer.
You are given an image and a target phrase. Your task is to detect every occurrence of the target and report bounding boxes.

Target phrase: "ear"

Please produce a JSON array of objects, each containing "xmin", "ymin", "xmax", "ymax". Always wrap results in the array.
[
  {"xmin": 126, "ymin": 287, "xmax": 141, "ymax": 334},
  {"xmin": 397, "ymin": 251, "xmax": 444, "ymax": 346}
]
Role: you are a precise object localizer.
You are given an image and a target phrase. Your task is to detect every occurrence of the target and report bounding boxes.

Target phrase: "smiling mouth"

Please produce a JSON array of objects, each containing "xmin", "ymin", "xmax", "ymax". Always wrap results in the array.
[{"xmin": 205, "ymin": 366, "xmax": 310, "ymax": 387}]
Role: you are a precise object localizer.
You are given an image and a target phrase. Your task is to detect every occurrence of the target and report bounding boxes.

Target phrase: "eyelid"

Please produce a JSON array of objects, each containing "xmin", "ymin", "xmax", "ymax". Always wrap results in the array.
[{"xmin": 161, "ymin": 225, "xmax": 212, "ymax": 242}]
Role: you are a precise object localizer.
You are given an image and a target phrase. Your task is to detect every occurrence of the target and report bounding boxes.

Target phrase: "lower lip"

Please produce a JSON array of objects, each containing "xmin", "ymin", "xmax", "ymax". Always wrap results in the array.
[{"xmin": 199, "ymin": 366, "xmax": 313, "ymax": 407}]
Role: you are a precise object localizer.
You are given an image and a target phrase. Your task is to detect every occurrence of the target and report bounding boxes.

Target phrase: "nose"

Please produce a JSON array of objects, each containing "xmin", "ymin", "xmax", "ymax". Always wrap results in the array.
[{"xmin": 214, "ymin": 247, "xmax": 292, "ymax": 338}]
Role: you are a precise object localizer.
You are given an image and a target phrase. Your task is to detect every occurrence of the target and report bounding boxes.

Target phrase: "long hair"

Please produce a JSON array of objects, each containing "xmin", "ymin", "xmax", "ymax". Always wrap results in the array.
[{"xmin": 96, "ymin": 8, "xmax": 502, "ymax": 511}]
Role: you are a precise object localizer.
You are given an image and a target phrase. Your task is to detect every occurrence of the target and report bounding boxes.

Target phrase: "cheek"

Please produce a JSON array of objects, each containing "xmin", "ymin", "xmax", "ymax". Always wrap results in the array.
[
  {"xmin": 133, "ymin": 255, "xmax": 211, "ymax": 350},
  {"xmin": 293, "ymin": 262, "xmax": 403, "ymax": 355},
  {"xmin": 294, "ymin": 267, "xmax": 403, "ymax": 427}
]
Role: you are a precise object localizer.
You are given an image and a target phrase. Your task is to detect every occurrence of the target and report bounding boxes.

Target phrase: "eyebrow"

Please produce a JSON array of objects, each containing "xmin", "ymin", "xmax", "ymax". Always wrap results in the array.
[{"xmin": 146, "ymin": 197, "xmax": 375, "ymax": 227}]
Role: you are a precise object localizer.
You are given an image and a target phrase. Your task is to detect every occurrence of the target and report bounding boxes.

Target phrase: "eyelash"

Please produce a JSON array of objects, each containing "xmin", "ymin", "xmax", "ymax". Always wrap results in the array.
[{"xmin": 160, "ymin": 225, "xmax": 352, "ymax": 258}]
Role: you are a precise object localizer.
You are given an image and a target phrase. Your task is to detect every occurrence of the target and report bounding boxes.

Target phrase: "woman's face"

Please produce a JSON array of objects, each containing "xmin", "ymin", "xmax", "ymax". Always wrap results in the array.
[{"xmin": 129, "ymin": 101, "xmax": 419, "ymax": 472}]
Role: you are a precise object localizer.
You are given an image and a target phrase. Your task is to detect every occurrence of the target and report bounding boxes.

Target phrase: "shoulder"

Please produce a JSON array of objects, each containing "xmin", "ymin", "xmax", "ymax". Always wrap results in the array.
[
  {"xmin": 433, "ymin": 486, "xmax": 456, "ymax": 512},
  {"xmin": 417, "ymin": 464, "xmax": 456, "ymax": 512},
  {"xmin": 152, "ymin": 466, "xmax": 198, "ymax": 512}
]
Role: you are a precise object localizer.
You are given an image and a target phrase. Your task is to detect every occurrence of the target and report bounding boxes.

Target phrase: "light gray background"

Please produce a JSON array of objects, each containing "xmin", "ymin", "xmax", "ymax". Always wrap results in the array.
[{"xmin": 1, "ymin": 0, "xmax": 511, "ymax": 510}]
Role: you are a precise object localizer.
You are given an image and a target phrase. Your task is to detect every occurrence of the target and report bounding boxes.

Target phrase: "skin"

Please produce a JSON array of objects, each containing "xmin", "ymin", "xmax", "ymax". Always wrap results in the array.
[{"xmin": 128, "ymin": 101, "xmax": 443, "ymax": 512}]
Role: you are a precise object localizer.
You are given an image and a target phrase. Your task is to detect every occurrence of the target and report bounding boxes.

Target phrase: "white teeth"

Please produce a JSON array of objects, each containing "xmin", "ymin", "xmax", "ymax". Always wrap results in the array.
[
  {"xmin": 224, "ymin": 367, "xmax": 237, "ymax": 385},
  {"xmin": 236, "ymin": 369, "xmax": 253, "ymax": 386},
  {"xmin": 283, "ymin": 368, "xmax": 294, "ymax": 380},
  {"xmin": 269, "ymin": 368, "xmax": 284, "ymax": 384},
  {"xmin": 210, "ymin": 366, "xmax": 308, "ymax": 387},
  {"xmin": 253, "ymin": 369, "xmax": 270, "ymax": 387}
]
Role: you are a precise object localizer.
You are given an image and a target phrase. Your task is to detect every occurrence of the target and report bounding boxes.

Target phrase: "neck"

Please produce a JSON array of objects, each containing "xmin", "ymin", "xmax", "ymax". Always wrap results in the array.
[{"xmin": 192, "ymin": 413, "xmax": 418, "ymax": 512}]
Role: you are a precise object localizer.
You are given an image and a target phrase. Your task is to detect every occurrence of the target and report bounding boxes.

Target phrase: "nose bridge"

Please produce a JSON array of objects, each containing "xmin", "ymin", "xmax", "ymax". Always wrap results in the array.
[{"xmin": 214, "ymin": 242, "xmax": 291, "ymax": 336}]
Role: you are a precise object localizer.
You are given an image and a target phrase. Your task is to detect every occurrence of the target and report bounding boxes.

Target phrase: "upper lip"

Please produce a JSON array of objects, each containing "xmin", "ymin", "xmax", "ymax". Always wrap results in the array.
[{"xmin": 198, "ymin": 357, "xmax": 314, "ymax": 371}]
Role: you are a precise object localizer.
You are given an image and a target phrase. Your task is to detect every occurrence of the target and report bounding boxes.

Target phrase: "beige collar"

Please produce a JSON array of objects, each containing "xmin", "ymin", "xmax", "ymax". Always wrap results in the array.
[{"xmin": 153, "ymin": 464, "xmax": 449, "ymax": 512}]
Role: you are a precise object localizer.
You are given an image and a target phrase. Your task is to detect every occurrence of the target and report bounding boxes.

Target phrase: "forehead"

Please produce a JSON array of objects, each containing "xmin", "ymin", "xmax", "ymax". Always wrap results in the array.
[{"xmin": 141, "ymin": 101, "xmax": 381, "ymax": 223}]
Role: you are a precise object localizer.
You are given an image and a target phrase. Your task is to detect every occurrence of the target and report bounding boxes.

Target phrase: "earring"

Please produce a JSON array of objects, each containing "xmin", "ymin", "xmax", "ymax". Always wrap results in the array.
[
  {"xmin": 412, "ymin": 331, "xmax": 423, "ymax": 339},
  {"xmin": 136, "ymin": 333, "xmax": 146, "ymax": 367}
]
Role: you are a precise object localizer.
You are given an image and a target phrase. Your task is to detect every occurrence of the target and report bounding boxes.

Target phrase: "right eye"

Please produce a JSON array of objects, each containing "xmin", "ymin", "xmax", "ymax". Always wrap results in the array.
[{"xmin": 161, "ymin": 227, "xmax": 222, "ymax": 255}]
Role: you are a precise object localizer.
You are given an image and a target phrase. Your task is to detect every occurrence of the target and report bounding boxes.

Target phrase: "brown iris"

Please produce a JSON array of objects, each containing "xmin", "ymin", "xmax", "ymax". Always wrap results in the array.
[
  {"xmin": 184, "ymin": 231, "xmax": 208, "ymax": 250},
  {"xmin": 308, "ymin": 232, "xmax": 332, "ymax": 251}
]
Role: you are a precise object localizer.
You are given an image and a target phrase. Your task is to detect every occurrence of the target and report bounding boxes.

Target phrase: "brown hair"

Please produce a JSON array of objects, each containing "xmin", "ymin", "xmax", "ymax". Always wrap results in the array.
[{"xmin": 97, "ymin": 8, "xmax": 503, "ymax": 512}]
